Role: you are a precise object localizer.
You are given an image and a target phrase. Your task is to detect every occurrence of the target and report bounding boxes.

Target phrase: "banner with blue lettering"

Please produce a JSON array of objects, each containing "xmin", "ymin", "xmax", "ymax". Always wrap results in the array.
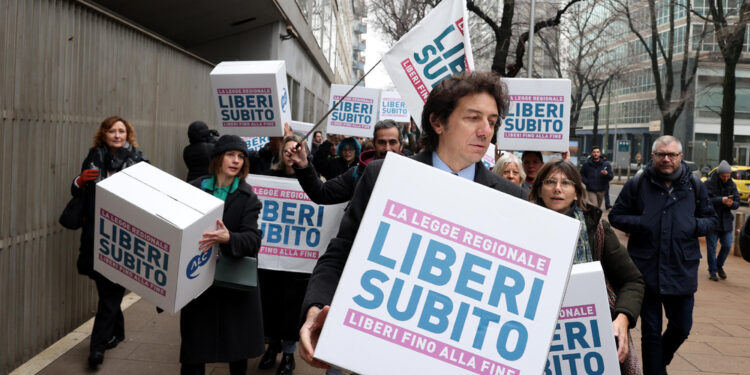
[
  {"xmin": 382, "ymin": 0, "xmax": 474, "ymax": 129},
  {"xmin": 497, "ymin": 78, "xmax": 571, "ymax": 152},
  {"xmin": 379, "ymin": 91, "xmax": 411, "ymax": 122},
  {"xmin": 242, "ymin": 137, "xmax": 269, "ymax": 152},
  {"xmin": 326, "ymin": 84, "xmax": 381, "ymax": 138},
  {"xmin": 482, "ymin": 143, "xmax": 496, "ymax": 170},
  {"xmin": 546, "ymin": 262, "xmax": 620, "ymax": 375},
  {"xmin": 247, "ymin": 175, "xmax": 346, "ymax": 273},
  {"xmin": 315, "ymin": 153, "xmax": 580, "ymax": 375}
]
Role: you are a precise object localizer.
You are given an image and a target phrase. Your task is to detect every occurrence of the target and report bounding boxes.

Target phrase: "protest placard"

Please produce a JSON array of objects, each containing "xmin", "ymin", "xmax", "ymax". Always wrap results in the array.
[
  {"xmin": 94, "ymin": 162, "xmax": 223, "ymax": 313},
  {"xmin": 290, "ymin": 120, "xmax": 316, "ymax": 145},
  {"xmin": 497, "ymin": 78, "xmax": 571, "ymax": 152},
  {"xmin": 379, "ymin": 91, "xmax": 410, "ymax": 122},
  {"xmin": 210, "ymin": 61, "xmax": 291, "ymax": 137},
  {"xmin": 315, "ymin": 153, "xmax": 580, "ymax": 375},
  {"xmin": 327, "ymin": 84, "xmax": 381, "ymax": 138},
  {"xmin": 546, "ymin": 262, "xmax": 620, "ymax": 375},
  {"xmin": 248, "ymin": 175, "xmax": 346, "ymax": 273},
  {"xmin": 242, "ymin": 137, "xmax": 269, "ymax": 152},
  {"xmin": 482, "ymin": 143, "xmax": 496, "ymax": 170},
  {"xmin": 382, "ymin": 0, "xmax": 473, "ymax": 129}
]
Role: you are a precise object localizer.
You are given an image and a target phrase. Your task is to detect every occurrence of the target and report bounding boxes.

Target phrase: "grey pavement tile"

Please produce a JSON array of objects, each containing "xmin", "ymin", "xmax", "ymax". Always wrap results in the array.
[
  {"xmin": 676, "ymin": 341, "xmax": 722, "ymax": 355},
  {"xmin": 126, "ymin": 342, "xmax": 180, "ymax": 363},
  {"xmin": 681, "ymin": 352, "xmax": 750, "ymax": 373},
  {"xmin": 708, "ymin": 341, "xmax": 750, "ymax": 357},
  {"xmin": 689, "ymin": 322, "xmax": 733, "ymax": 337}
]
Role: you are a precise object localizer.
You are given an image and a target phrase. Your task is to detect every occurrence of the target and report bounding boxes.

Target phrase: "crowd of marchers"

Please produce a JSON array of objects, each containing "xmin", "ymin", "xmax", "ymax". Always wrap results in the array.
[{"xmin": 67, "ymin": 70, "xmax": 747, "ymax": 375}]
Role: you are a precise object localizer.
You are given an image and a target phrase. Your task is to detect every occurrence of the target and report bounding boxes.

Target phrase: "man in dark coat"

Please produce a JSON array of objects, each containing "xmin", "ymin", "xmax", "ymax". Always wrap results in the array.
[
  {"xmin": 287, "ymin": 119, "xmax": 404, "ymax": 205},
  {"xmin": 609, "ymin": 135, "xmax": 718, "ymax": 375},
  {"xmin": 704, "ymin": 160, "xmax": 740, "ymax": 281},
  {"xmin": 297, "ymin": 71, "xmax": 526, "ymax": 370},
  {"xmin": 183, "ymin": 120, "xmax": 217, "ymax": 181},
  {"xmin": 580, "ymin": 145, "xmax": 613, "ymax": 209}
]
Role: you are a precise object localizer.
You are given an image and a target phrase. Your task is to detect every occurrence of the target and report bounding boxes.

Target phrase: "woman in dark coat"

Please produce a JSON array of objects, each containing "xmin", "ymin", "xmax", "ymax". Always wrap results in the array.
[
  {"xmin": 529, "ymin": 159, "xmax": 645, "ymax": 374},
  {"xmin": 182, "ymin": 135, "xmax": 264, "ymax": 375},
  {"xmin": 71, "ymin": 116, "xmax": 148, "ymax": 368},
  {"xmin": 257, "ymin": 134, "xmax": 311, "ymax": 375},
  {"xmin": 183, "ymin": 120, "xmax": 217, "ymax": 181},
  {"xmin": 312, "ymin": 136, "xmax": 360, "ymax": 180}
]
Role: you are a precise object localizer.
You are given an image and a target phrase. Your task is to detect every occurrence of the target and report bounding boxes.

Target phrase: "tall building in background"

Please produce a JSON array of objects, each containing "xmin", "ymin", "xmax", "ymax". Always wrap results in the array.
[{"xmin": 574, "ymin": 0, "xmax": 750, "ymax": 168}]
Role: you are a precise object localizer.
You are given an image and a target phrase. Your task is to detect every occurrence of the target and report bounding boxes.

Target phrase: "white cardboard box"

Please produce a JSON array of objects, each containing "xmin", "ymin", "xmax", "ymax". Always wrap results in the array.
[
  {"xmin": 546, "ymin": 262, "xmax": 620, "ymax": 375},
  {"xmin": 210, "ymin": 61, "xmax": 291, "ymax": 137},
  {"xmin": 314, "ymin": 153, "xmax": 580, "ymax": 375},
  {"xmin": 94, "ymin": 162, "xmax": 224, "ymax": 314}
]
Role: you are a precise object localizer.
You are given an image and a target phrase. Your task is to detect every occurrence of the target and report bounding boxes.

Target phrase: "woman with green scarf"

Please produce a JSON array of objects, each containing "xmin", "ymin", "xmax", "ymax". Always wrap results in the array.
[
  {"xmin": 529, "ymin": 159, "xmax": 644, "ymax": 374},
  {"xmin": 182, "ymin": 135, "xmax": 265, "ymax": 375}
]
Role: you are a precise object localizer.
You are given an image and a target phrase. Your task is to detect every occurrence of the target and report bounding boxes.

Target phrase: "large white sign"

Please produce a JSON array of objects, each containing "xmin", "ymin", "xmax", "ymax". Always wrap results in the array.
[
  {"xmin": 94, "ymin": 162, "xmax": 223, "ymax": 314},
  {"xmin": 210, "ymin": 61, "xmax": 291, "ymax": 137},
  {"xmin": 546, "ymin": 262, "xmax": 620, "ymax": 375},
  {"xmin": 248, "ymin": 175, "xmax": 346, "ymax": 273},
  {"xmin": 382, "ymin": 0, "xmax": 474, "ymax": 129},
  {"xmin": 327, "ymin": 84, "xmax": 381, "ymax": 138},
  {"xmin": 379, "ymin": 91, "xmax": 411, "ymax": 122},
  {"xmin": 497, "ymin": 78, "xmax": 571, "ymax": 152},
  {"xmin": 290, "ymin": 120, "xmax": 316, "ymax": 146},
  {"xmin": 482, "ymin": 143, "xmax": 496, "ymax": 170},
  {"xmin": 315, "ymin": 153, "xmax": 580, "ymax": 375}
]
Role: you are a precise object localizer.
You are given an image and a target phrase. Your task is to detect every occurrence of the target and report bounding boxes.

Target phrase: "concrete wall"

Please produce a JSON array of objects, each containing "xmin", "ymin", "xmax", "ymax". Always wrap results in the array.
[{"xmin": 0, "ymin": 0, "xmax": 216, "ymax": 372}]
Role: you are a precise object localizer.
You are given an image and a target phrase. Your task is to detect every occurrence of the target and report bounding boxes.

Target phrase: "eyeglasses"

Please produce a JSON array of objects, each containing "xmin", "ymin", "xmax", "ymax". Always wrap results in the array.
[
  {"xmin": 375, "ymin": 139, "xmax": 400, "ymax": 146},
  {"xmin": 654, "ymin": 152, "xmax": 681, "ymax": 159},
  {"xmin": 543, "ymin": 178, "xmax": 575, "ymax": 189}
]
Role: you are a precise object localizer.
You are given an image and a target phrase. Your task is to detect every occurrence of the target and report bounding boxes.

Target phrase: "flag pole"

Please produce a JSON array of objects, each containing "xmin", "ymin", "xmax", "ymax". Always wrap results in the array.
[{"xmin": 294, "ymin": 59, "xmax": 382, "ymax": 150}]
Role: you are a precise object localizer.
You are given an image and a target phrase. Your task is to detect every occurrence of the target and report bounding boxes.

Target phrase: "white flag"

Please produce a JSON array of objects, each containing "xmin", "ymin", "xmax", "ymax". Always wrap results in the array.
[{"xmin": 382, "ymin": 0, "xmax": 474, "ymax": 129}]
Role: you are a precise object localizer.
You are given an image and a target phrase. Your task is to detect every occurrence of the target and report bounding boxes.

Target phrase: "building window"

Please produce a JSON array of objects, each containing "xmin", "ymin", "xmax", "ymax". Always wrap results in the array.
[
  {"xmin": 304, "ymin": 89, "xmax": 315, "ymax": 123},
  {"xmin": 287, "ymin": 75, "xmax": 301, "ymax": 121}
]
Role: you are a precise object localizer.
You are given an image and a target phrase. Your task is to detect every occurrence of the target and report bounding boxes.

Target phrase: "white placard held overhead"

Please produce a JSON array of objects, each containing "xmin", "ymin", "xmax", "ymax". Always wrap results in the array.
[
  {"xmin": 382, "ymin": 0, "xmax": 474, "ymax": 129},
  {"xmin": 497, "ymin": 78, "xmax": 572, "ymax": 152},
  {"xmin": 314, "ymin": 153, "xmax": 580, "ymax": 375},
  {"xmin": 326, "ymin": 84, "xmax": 381, "ymax": 138},
  {"xmin": 379, "ymin": 91, "xmax": 411, "ymax": 122}
]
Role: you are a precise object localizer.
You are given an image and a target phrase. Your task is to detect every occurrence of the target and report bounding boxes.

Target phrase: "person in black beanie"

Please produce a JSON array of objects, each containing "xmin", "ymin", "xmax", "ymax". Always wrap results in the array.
[
  {"xmin": 181, "ymin": 134, "xmax": 265, "ymax": 375},
  {"xmin": 704, "ymin": 160, "xmax": 739, "ymax": 281},
  {"xmin": 183, "ymin": 121, "xmax": 218, "ymax": 181}
]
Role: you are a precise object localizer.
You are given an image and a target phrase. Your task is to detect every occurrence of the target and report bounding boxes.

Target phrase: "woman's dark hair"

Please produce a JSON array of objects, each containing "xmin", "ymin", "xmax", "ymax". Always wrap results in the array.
[
  {"xmin": 93, "ymin": 116, "xmax": 138, "ymax": 148},
  {"xmin": 528, "ymin": 159, "xmax": 587, "ymax": 210},
  {"xmin": 420, "ymin": 71, "xmax": 508, "ymax": 151},
  {"xmin": 208, "ymin": 151, "xmax": 249, "ymax": 180}
]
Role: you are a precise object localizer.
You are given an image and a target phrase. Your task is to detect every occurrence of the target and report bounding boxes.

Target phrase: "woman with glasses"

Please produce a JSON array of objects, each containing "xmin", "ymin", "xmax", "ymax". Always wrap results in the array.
[
  {"xmin": 529, "ymin": 159, "xmax": 645, "ymax": 373},
  {"xmin": 492, "ymin": 152, "xmax": 526, "ymax": 187}
]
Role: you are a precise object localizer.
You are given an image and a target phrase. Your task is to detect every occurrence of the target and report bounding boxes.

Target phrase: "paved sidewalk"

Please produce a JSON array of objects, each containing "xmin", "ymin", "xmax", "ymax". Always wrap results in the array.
[{"xmin": 21, "ymin": 235, "xmax": 750, "ymax": 375}]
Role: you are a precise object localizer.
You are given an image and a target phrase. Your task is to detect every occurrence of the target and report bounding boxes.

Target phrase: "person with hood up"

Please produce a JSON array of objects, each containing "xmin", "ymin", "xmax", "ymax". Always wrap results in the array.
[
  {"xmin": 312, "ymin": 135, "xmax": 361, "ymax": 180},
  {"xmin": 287, "ymin": 120, "xmax": 404, "ymax": 205},
  {"xmin": 704, "ymin": 160, "xmax": 740, "ymax": 281},
  {"xmin": 183, "ymin": 120, "xmax": 218, "ymax": 181}
]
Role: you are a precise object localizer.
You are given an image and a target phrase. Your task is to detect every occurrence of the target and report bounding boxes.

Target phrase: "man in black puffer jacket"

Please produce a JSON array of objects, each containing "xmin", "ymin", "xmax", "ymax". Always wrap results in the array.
[{"xmin": 183, "ymin": 121, "xmax": 217, "ymax": 181}]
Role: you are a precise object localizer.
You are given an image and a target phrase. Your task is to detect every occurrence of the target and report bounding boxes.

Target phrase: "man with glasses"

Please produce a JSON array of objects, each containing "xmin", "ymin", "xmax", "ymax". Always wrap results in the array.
[
  {"xmin": 609, "ymin": 135, "xmax": 717, "ymax": 375},
  {"xmin": 287, "ymin": 119, "xmax": 405, "ymax": 204}
]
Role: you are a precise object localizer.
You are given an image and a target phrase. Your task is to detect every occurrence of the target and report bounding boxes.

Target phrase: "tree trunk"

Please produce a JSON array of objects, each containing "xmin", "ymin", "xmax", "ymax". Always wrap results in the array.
[
  {"xmin": 719, "ymin": 60, "xmax": 738, "ymax": 164},
  {"xmin": 662, "ymin": 113, "xmax": 676, "ymax": 136},
  {"xmin": 592, "ymin": 104, "xmax": 600, "ymax": 146}
]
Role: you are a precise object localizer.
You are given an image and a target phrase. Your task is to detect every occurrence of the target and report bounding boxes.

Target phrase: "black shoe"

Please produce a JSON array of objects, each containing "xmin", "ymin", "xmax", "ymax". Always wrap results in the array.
[
  {"xmin": 718, "ymin": 267, "xmax": 727, "ymax": 280},
  {"xmin": 709, "ymin": 273, "xmax": 719, "ymax": 281},
  {"xmin": 277, "ymin": 353, "xmax": 295, "ymax": 375},
  {"xmin": 88, "ymin": 351, "xmax": 104, "ymax": 368},
  {"xmin": 103, "ymin": 335, "xmax": 123, "ymax": 350},
  {"xmin": 258, "ymin": 344, "xmax": 280, "ymax": 370}
]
